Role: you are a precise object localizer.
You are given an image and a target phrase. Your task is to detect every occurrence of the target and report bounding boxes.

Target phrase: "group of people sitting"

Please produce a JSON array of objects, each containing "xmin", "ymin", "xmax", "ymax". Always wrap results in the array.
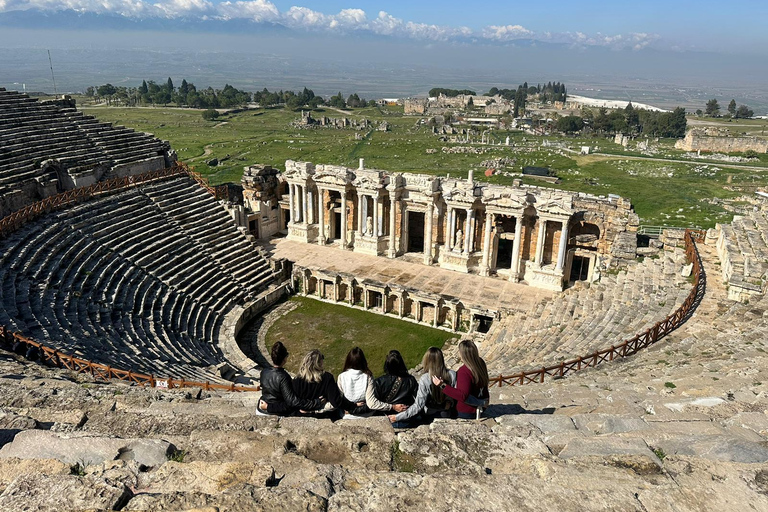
[{"xmin": 258, "ymin": 340, "xmax": 490, "ymax": 427}]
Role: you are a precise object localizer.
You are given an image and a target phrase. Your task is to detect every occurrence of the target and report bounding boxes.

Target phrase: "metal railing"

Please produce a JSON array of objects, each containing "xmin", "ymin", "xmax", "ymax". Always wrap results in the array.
[{"xmin": 489, "ymin": 229, "xmax": 706, "ymax": 387}]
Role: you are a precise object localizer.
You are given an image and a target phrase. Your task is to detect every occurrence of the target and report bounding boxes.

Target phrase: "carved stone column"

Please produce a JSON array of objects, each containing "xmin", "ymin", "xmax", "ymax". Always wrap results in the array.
[
  {"xmin": 341, "ymin": 189, "xmax": 348, "ymax": 249},
  {"xmin": 447, "ymin": 207, "xmax": 455, "ymax": 251},
  {"xmin": 288, "ymin": 183, "xmax": 295, "ymax": 224},
  {"xmin": 317, "ymin": 188, "xmax": 325, "ymax": 243},
  {"xmin": 376, "ymin": 194, "xmax": 383, "ymax": 236},
  {"xmin": 480, "ymin": 212, "xmax": 494, "ymax": 276},
  {"xmin": 307, "ymin": 188, "xmax": 314, "ymax": 224},
  {"xmin": 357, "ymin": 194, "xmax": 364, "ymax": 234},
  {"xmin": 302, "ymin": 185, "xmax": 308, "ymax": 224},
  {"xmin": 361, "ymin": 194, "xmax": 368, "ymax": 234},
  {"xmin": 511, "ymin": 215, "xmax": 523, "ymax": 281},
  {"xmin": 388, "ymin": 194, "xmax": 397, "ymax": 258},
  {"xmin": 535, "ymin": 217, "xmax": 547, "ymax": 266},
  {"xmin": 556, "ymin": 220, "xmax": 569, "ymax": 271},
  {"xmin": 424, "ymin": 201, "xmax": 434, "ymax": 265},
  {"xmin": 463, "ymin": 208, "xmax": 472, "ymax": 255}
]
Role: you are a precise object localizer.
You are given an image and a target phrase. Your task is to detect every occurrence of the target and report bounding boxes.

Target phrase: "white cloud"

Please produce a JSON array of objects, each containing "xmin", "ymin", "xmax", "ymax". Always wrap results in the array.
[
  {"xmin": 0, "ymin": 1, "xmax": 663, "ymax": 50},
  {"xmin": 482, "ymin": 24, "xmax": 534, "ymax": 41},
  {"xmin": 216, "ymin": 0, "xmax": 278, "ymax": 21}
]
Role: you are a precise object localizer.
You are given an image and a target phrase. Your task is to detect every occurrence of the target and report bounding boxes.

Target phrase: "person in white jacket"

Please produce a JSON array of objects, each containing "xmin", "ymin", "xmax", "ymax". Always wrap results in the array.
[{"xmin": 337, "ymin": 347, "xmax": 407, "ymax": 417}]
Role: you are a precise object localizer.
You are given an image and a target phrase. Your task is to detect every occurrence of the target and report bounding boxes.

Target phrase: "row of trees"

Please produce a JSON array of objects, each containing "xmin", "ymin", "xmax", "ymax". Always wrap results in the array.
[
  {"xmin": 486, "ymin": 82, "xmax": 567, "ymax": 104},
  {"xmin": 556, "ymin": 103, "xmax": 687, "ymax": 138},
  {"xmin": 87, "ymin": 78, "xmax": 252, "ymax": 109},
  {"xmin": 87, "ymin": 79, "xmax": 375, "ymax": 111},
  {"xmin": 703, "ymin": 98, "xmax": 754, "ymax": 119},
  {"xmin": 428, "ymin": 88, "xmax": 476, "ymax": 97}
]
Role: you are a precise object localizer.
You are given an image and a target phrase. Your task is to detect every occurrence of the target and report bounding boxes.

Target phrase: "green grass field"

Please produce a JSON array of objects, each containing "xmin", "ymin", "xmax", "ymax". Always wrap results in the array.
[
  {"xmin": 80, "ymin": 102, "xmax": 768, "ymax": 228},
  {"xmin": 265, "ymin": 296, "xmax": 455, "ymax": 377}
]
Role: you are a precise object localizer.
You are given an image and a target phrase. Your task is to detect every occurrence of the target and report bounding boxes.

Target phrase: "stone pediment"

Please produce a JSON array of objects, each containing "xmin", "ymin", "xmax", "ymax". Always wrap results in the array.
[
  {"xmin": 443, "ymin": 182, "xmax": 478, "ymax": 205},
  {"xmin": 313, "ymin": 172, "xmax": 350, "ymax": 187},
  {"xmin": 283, "ymin": 160, "xmax": 315, "ymax": 180},
  {"xmin": 313, "ymin": 165, "xmax": 353, "ymax": 187},
  {"xmin": 482, "ymin": 188, "xmax": 528, "ymax": 209},
  {"xmin": 402, "ymin": 174, "xmax": 440, "ymax": 193},
  {"xmin": 537, "ymin": 198, "xmax": 573, "ymax": 217},
  {"xmin": 352, "ymin": 171, "xmax": 389, "ymax": 191}
]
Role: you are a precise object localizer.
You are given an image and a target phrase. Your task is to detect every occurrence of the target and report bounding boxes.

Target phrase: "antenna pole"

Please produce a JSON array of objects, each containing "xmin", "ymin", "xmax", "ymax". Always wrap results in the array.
[{"xmin": 47, "ymin": 50, "xmax": 57, "ymax": 96}]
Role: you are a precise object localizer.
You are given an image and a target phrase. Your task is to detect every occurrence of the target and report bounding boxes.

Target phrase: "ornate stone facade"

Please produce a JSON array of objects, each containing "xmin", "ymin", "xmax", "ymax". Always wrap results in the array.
[{"xmin": 242, "ymin": 159, "xmax": 639, "ymax": 291}]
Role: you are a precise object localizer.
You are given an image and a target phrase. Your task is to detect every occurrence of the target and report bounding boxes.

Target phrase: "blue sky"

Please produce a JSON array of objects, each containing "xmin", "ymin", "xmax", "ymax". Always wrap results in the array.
[{"xmin": 0, "ymin": 0, "xmax": 766, "ymax": 53}]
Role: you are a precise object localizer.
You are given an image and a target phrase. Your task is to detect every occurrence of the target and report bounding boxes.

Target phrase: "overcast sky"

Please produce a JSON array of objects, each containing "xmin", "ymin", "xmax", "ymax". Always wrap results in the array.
[{"xmin": 1, "ymin": 0, "xmax": 766, "ymax": 54}]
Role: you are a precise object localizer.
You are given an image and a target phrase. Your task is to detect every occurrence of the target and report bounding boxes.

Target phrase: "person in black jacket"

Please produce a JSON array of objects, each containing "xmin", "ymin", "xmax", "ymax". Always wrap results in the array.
[
  {"xmin": 374, "ymin": 350, "xmax": 417, "ymax": 410},
  {"xmin": 258, "ymin": 341, "xmax": 324, "ymax": 415},
  {"xmin": 292, "ymin": 349, "xmax": 355, "ymax": 419}
]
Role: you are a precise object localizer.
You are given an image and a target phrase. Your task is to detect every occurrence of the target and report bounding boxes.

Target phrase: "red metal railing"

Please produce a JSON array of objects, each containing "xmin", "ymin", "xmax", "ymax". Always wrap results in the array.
[
  {"xmin": 489, "ymin": 229, "xmax": 706, "ymax": 387},
  {"xmin": 0, "ymin": 162, "xmax": 258, "ymax": 391}
]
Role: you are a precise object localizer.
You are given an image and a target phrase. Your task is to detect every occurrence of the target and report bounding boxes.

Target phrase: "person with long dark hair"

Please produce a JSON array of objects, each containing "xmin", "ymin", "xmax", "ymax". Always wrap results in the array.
[
  {"xmin": 388, "ymin": 347, "xmax": 456, "ymax": 428},
  {"xmin": 433, "ymin": 340, "xmax": 489, "ymax": 419},
  {"xmin": 258, "ymin": 341, "xmax": 324, "ymax": 415},
  {"xmin": 337, "ymin": 347, "xmax": 400, "ymax": 416},
  {"xmin": 374, "ymin": 350, "xmax": 417, "ymax": 409}
]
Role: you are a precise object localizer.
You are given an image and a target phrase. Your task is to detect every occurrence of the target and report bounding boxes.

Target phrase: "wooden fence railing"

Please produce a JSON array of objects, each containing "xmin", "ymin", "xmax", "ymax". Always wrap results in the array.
[
  {"xmin": 489, "ymin": 229, "xmax": 706, "ymax": 387},
  {"xmin": 0, "ymin": 162, "xmax": 258, "ymax": 391},
  {"xmin": 0, "ymin": 328, "xmax": 259, "ymax": 392}
]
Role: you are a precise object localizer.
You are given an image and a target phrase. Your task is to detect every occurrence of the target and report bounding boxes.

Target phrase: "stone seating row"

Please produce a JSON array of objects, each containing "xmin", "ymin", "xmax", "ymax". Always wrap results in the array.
[
  {"xmin": 716, "ymin": 211, "xmax": 768, "ymax": 297},
  {"xmin": 0, "ymin": 223, "xmax": 223, "ymax": 380},
  {"xmin": 482, "ymin": 249, "xmax": 689, "ymax": 373},
  {"xmin": 0, "ymin": 177, "xmax": 276, "ymax": 381},
  {"xmin": 0, "ymin": 90, "xmax": 170, "ymax": 209}
]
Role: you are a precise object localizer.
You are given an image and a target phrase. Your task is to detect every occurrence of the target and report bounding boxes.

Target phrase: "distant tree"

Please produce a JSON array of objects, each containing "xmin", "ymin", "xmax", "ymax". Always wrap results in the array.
[
  {"xmin": 308, "ymin": 96, "xmax": 325, "ymax": 109},
  {"xmin": 166, "ymin": 77, "xmax": 174, "ymax": 92},
  {"xmin": 728, "ymin": 99, "xmax": 737, "ymax": 116},
  {"xmin": 705, "ymin": 98, "xmax": 720, "ymax": 117},
  {"xmin": 85, "ymin": 86, "xmax": 95, "ymax": 97},
  {"xmin": 139, "ymin": 80, "xmax": 148, "ymax": 95},
  {"xmin": 735, "ymin": 105, "xmax": 755, "ymax": 119},
  {"xmin": 285, "ymin": 95, "xmax": 302, "ymax": 109},
  {"xmin": 96, "ymin": 83, "xmax": 116, "ymax": 105},
  {"xmin": 625, "ymin": 102, "xmax": 640, "ymax": 133},
  {"xmin": 555, "ymin": 115, "xmax": 584, "ymax": 133},
  {"xmin": 668, "ymin": 107, "xmax": 688, "ymax": 138},
  {"xmin": 202, "ymin": 109, "xmax": 219, "ymax": 121},
  {"xmin": 695, "ymin": 109, "xmax": 703, "ymax": 116},
  {"xmin": 328, "ymin": 92, "xmax": 346, "ymax": 109},
  {"xmin": 346, "ymin": 93, "xmax": 363, "ymax": 108}
]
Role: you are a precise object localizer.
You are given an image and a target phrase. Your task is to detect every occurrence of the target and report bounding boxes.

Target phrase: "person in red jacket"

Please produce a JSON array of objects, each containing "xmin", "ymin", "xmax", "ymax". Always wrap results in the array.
[{"xmin": 432, "ymin": 340, "xmax": 489, "ymax": 419}]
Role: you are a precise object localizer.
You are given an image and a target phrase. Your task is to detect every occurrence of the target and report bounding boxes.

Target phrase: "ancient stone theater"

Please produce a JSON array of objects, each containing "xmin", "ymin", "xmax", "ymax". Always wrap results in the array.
[{"xmin": 239, "ymin": 159, "xmax": 639, "ymax": 292}]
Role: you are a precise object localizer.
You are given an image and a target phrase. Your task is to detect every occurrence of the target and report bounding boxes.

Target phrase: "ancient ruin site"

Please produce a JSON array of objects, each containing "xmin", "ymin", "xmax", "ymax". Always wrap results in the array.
[{"xmin": 1, "ymin": 78, "xmax": 768, "ymax": 512}]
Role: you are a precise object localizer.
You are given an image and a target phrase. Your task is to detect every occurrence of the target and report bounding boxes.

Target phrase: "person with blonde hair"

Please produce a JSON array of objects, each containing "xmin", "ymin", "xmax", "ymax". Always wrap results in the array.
[
  {"xmin": 433, "ymin": 340, "xmax": 489, "ymax": 419},
  {"xmin": 292, "ymin": 349, "xmax": 352, "ymax": 419},
  {"xmin": 388, "ymin": 347, "xmax": 456, "ymax": 428}
]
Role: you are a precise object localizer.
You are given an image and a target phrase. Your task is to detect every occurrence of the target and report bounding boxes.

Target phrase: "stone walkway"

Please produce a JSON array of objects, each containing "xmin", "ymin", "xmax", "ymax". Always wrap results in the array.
[{"xmin": 263, "ymin": 238, "xmax": 553, "ymax": 313}]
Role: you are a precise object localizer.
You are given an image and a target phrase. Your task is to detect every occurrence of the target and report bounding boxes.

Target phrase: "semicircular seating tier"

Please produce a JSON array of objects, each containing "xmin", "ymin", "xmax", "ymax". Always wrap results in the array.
[
  {"xmin": 0, "ymin": 176, "xmax": 276, "ymax": 382},
  {"xmin": 480, "ymin": 248, "xmax": 690, "ymax": 374},
  {"xmin": 0, "ymin": 88, "xmax": 174, "ymax": 217}
]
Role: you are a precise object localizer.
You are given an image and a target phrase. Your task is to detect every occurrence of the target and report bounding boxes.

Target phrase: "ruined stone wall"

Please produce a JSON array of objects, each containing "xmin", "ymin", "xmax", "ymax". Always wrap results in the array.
[
  {"xmin": 404, "ymin": 98, "xmax": 427, "ymax": 115},
  {"xmin": 675, "ymin": 129, "xmax": 768, "ymax": 153}
]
